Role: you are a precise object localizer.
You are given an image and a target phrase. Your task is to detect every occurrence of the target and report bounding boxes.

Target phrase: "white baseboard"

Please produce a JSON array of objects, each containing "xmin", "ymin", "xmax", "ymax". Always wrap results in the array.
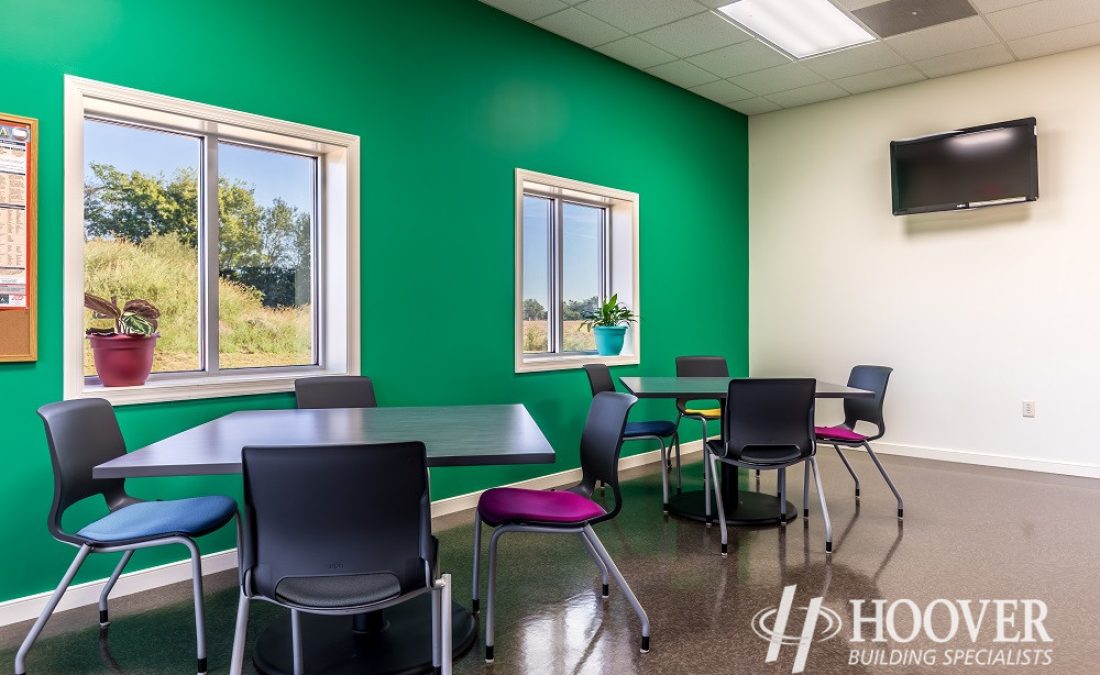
[
  {"xmin": 0, "ymin": 439, "xmax": 703, "ymax": 629},
  {"xmin": 870, "ymin": 441, "xmax": 1100, "ymax": 479}
]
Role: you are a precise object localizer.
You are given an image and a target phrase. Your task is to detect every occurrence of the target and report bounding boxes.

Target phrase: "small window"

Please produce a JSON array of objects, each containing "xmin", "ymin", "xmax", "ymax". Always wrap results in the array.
[
  {"xmin": 65, "ymin": 77, "xmax": 360, "ymax": 404},
  {"xmin": 515, "ymin": 169, "xmax": 639, "ymax": 373}
]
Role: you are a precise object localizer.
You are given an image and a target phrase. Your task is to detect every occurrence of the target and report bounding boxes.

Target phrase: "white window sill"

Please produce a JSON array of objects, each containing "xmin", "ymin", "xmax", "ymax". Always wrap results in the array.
[
  {"xmin": 515, "ymin": 353, "xmax": 639, "ymax": 374},
  {"xmin": 73, "ymin": 369, "xmax": 348, "ymax": 406}
]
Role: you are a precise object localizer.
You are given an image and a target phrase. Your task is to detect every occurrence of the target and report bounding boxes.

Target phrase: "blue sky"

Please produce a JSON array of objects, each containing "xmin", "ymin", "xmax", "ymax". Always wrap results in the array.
[
  {"xmin": 522, "ymin": 197, "xmax": 601, "ymax": 305},
  {"xmin": 84, "ymin": 120, "xmax": 314, "ymax": 213}
]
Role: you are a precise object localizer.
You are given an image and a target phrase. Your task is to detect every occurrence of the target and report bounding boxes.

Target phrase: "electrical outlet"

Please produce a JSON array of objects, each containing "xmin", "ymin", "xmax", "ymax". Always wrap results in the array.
[{"xmin": 1022, "ymin": 401, "xmax": 1036, "ymax": 418}]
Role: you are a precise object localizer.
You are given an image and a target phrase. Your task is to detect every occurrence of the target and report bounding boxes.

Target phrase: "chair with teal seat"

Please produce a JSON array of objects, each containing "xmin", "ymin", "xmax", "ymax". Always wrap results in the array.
[
  {"xmin": 16, "ymin": 399, "xmax": 238, "ymax": 675},
  {"xmin": 582, "ymin": 363, "xmax": 680, "ymax": 510},
  {"xmin": 674, "ymin": 355, "xmax": 728, "ymax": 523}
]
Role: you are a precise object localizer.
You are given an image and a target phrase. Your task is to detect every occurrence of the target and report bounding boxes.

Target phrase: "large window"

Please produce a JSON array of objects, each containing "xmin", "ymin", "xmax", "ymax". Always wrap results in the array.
[
  {"xmin": 65, "ymin": 78, "xmax": 359, "ymax": 404},
  {"xmin": 515, "ymin": 170, "xmax": 639, "ymax": 373}
]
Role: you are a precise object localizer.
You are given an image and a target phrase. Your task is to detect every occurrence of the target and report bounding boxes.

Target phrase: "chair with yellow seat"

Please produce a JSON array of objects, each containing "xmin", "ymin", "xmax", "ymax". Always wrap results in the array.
[{"xmin": 674, "ymin": 356, "xmax": 729, "ymax": 523}]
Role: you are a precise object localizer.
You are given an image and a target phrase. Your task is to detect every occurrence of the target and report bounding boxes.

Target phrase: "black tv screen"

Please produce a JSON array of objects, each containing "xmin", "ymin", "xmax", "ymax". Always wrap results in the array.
[{"xmin": 890, "ymin": 118, "xmax": 1038, "ymax": 216}]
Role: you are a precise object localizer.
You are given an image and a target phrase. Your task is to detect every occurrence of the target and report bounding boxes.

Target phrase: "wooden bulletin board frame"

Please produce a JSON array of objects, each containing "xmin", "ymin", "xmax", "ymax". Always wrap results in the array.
[{"xmin": 0, "ymin": 113, "xmax": 37, "ymax": 362}]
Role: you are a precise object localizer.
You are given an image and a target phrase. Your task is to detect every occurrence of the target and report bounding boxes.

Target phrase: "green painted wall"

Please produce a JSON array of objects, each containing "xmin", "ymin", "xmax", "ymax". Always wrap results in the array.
[{"xmin": 0, "ymin": 0, "xmax": 748, "ymax": 603}]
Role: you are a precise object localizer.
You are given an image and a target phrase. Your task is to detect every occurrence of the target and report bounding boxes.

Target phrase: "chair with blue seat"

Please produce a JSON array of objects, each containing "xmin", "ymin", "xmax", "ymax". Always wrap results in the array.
[
  {"xmin": 814, "ymin": 365, "xmax": 903, "ymax": 519},
  {"xmin": 471, "ymin": 391, "xmax": 650, "ymax": 663},
  {"xmin": 582, "ymin": 363, "xmax": 680, "ymax": 510},
  {"xmin": 16, "ymin": 399, "xmax": 238, "ymax": 675},
  {"xmin": 674, "ymin": 355, "xmax": 729, "ymax": 523}
]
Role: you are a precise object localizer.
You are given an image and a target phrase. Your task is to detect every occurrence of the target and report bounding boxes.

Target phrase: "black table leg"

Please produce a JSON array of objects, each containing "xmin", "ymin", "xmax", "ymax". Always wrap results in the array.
[
  {"xmin": 666, "ymin": 463, "xmax": 797, "ymax": 525},
  {"xmin": 253, "ymin": 596, "xmax": 477, "ymax": 675}
]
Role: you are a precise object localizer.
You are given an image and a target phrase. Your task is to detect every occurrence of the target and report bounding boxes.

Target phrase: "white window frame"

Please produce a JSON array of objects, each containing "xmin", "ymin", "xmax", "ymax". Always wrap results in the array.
[
  {"xmin": 63, "ymin": 76, "xmax": 360, "ymax": 405},
  {"xmin": 515, "ymin": 168, "xmax": 640, "ymax": 373}
]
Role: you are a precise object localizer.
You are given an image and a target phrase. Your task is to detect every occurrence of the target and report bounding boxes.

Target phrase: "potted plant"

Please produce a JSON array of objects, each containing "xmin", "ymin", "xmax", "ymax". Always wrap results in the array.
[
  {"xmin": 580, "ymin": 294, "xmax": 637, "ymax": 356},
  {"xmin": 84, "ymin": 293, "xmax": 161, "ymax": 386}
]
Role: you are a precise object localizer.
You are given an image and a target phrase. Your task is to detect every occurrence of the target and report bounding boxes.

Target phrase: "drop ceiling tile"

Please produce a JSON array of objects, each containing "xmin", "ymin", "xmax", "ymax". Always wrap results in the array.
[
  {"xmin": 913, "ymin": 43, "xmax": 1015, "ymax": 77},
  {"xmin": 730, "ymin": 63, "xmax": 823, "ymax": 96},
  {"xmin": 835, "ymin": 64, "xmax": 925, "ymax": 93},
  {"xmin": 803, "ymin": 42, "xmax": 905, "ymax": 79},
  {"xmin": 726, "ymin": 97, "xmax": 782, "ymax": 115},
  {"xmin": 767, "ymin": 82, "xmax": 849, "ymax": 107},
  {"xmin": 1008, "ymin": 20, "xmax": 1100, "ymax": 59},
  {"xmin": 481, "ymin": 0, "xmax": 569, "ymax": 21},
  {"xmin": 885, "ymin": 17, "xmax": 1000, "ymax": 62},
  {"xmin": 573, "ymin": 0, "xmax": 706, "ymax": 34},
  {"xmin": 687, "ymin": 40, "xmax": 790, "ymax": 78},
  {"xmin": 688, "ymin": 79, "xmax": 756, "ymax": 103},
  {"xmin": 534, "ymin": 7, "xmax": 627, "ymax": 47},
  {"xmin": 595, "ymin": 36, "xmax": 677, "ymax": 69},
  {"xmin": 986, "ymin": 0, "xmax": 1100, "ymax": 42},
  {"xmin": 833, "ymin": 0, "xmax": 884, "ymax": 10},
  {"xmin": 970, "ymin": 0, "xmax": 1041, "ymax": 11},
  {"xmin": 646, "ymin": 59, "xmax": 721, "ymax": 88},
  {"xmin": 637, "ymin": 11, "xmax": 752, "ymax": 58}
]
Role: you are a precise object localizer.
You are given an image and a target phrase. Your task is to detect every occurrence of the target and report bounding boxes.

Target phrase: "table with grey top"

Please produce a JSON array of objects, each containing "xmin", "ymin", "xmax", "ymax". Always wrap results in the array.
[
  {"xmin": 618, "ymin": 377, "xmax": 872, "ymax": 526},
  {"xmin": 95, "ymin": 404, "xmax": 555, "ymax": 675}
]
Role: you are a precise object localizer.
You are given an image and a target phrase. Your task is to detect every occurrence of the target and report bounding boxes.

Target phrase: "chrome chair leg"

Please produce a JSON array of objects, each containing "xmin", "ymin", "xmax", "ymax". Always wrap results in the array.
[
  {"xmin": 98, "ymin": 549, "xmax": 134, "ymax": 626},
  {"xmin": 15, "ymin": 545, "xmax": 92, "ymax": 675},
  {"xmin": 803, "ymin": 461, "xmax": 811, "ymax": 518},
  {"xmin": 431, "ymin": 575, "xmax": 441, "ymax": 670},
  {"xmin": 809, "ymin": 457, "xmax": 834, "ymax": 553},
  {"xmin": 440, "ymin": 574, "xmax": 453, "ymax": 675},
  {"xmin": 674, "ymin": 431, "xmax": 683, "ymax": 492},
  {"xmin": 778, "ymin": 468, "xmax": 787, "ymax": 525},
  {"xmin": 582, "ymin": 525, "xmax": 650, "ymax": 653},
  {"xmin": 834, "ymin": 444, "xmax": 861, "ymax": 498},
  {"xmin": 710, "ymin": 454, "xmax": 728, "ymax": 557},
  {"xmin": 290, "ymin": 610, "xmax": 303, "ymax": 675},
  {"xmin": 657, "ymin": 436, "xmax": 669, "ymax": 511},
  {"xmin": 578, "ymin": 531, "xmax": 610, "ymax": 597},
  {"xmin": 471, "ymin": 511, "xmax": 482, "ymax": 614},
  {"xmin": 181, "ymin": 538, "xmax": 208, "ymax": 675},
  {"xmin": 864, "ymin": 442, "xmax": 904, "ymax": 519},
  {"xmin": 229, "ymin": 591, "xmax": 250, "ymax": 675},
  {"xmin": 702, "ymin": 418, "xmax": 712, "ymax": 524},
  {"xmin": 485, "ymin": 527, "xmax": 506, "ymax": 663}
]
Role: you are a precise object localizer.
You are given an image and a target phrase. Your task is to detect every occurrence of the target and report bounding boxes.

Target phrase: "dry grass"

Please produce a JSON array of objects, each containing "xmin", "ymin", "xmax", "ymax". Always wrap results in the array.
[{"xmin": 522, "ymin": 320, "xmax": 596, "ymax": 353}]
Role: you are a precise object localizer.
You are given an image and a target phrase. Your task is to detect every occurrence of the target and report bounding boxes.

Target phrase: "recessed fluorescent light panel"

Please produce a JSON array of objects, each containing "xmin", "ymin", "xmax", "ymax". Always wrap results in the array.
[{"xmin": 717, "ymin": 0, "xmax": 876, "ymax": 59}]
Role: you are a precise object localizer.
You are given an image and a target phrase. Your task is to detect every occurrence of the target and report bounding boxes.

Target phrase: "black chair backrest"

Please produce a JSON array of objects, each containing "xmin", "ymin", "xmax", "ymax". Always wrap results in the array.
[
  {"xmin": 570, "ymin": 392, "xmax": 636, "ymax": 521},
  {"xmin": 675, "ymin": 355, "xmax": 729, "ymax": 411},
  {"xmin": 720, "ymin": 379, "xmax": 816, "ymax": 466},
  {"xmin": 37, "ymin": 399, "xmax": 134, "ymax": 545},
  {"xmin": 295, "ymin": 375, "xmax": 378, "ymax": 409},
  {"xmin": 843, "ymin": 365, "xmax": 892, "ymax": 440},
  {"xmin": 241, "ymin": 442, "xmax": 432, "ymax": 600},
  {"xmin": 582, "ymin": 363, "xmax": 616, "ymax": 397}
]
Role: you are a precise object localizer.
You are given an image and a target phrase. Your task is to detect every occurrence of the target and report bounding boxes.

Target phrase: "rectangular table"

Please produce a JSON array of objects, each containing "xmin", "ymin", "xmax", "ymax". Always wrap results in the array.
[
  {"xmin": 618, "ymin": 377, "xmax": 872, "ymax": 525},
  {"xmin": 95, "ymin": 403, "xmax": 555, "ymax": 675},
  {"xmin": 95, "ymin": 404, "xmax": 555, "ymax": 479}
]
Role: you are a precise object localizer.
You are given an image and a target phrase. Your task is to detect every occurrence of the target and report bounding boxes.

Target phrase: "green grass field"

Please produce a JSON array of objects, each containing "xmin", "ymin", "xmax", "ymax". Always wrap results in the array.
[{"xmin": 83, "ymin": 235, "xmax": 311, "ymax": 375}]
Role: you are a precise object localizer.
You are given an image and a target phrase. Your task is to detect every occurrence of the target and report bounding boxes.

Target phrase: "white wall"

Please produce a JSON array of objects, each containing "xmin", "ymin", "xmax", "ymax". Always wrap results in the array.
[{"xmin": 749, "ymin": 45, "xmax": 1100, "ymax": 477}]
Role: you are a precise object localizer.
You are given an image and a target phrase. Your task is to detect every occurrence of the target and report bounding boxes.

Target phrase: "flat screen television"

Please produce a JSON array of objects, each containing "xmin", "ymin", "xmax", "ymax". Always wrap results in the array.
[{"xmin": 890, "ymin": 117, "xmax": 1038, "ymax": 216}]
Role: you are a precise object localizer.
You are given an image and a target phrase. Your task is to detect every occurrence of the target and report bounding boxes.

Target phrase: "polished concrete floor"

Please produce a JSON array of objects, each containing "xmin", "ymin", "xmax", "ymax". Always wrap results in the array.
[{"xmin": 2, "ymin": 449, "xmax": 1099, "ymax": 674}]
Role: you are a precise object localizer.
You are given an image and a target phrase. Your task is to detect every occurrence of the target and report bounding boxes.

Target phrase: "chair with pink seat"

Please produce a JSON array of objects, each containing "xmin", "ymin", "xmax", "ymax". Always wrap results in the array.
[
  {"xmin": 814, "ymin": 365, "xmax": 904, "ymax": 519},
  {"xmin": 470, "ymin": 392, "xmax": 650, "ymax": 663}
]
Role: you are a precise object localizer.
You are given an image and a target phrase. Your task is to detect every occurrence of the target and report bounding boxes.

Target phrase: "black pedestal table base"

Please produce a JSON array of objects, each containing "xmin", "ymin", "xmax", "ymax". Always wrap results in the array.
[
  {"xmin": 667, "ymin": 489, "xmax": 798, "ymax": 525},
  {"xmin": 253, "ymin": 595, "xmax": 477, "ymax": 675}
]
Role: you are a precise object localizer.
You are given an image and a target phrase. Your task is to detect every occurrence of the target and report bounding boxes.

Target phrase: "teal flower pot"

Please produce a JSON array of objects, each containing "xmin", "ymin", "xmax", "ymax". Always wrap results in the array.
[{"xmin": 593, "ymin": 325, "xmax": 628, "ymax": 356}]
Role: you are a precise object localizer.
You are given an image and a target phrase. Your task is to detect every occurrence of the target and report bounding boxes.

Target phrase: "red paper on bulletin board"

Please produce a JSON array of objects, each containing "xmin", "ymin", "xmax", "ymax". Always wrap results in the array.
[{"xmin": 0, "ymin": 113, "xmax": 37, "ymax": 362}]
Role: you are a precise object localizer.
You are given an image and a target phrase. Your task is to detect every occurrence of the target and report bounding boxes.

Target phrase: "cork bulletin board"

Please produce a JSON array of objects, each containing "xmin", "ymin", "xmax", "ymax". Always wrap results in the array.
[{"xmin": 0, "ymin": 113, "xmax": 37, "ymax": 362}]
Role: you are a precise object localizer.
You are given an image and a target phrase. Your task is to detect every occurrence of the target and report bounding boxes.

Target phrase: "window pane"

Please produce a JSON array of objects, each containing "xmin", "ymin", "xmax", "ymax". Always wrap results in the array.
[
  {"xmin": 217, "ymin": 143, "xmax": 315, "ymax": 369},
  {"xmin": 83, "ymin": 119, "xmax": 202, "ymax": 375},
  {"xmin": 521, "ymin": 195, "xmax": 551, "ymax": 353},
  {"xmin": 561, "ymin": 202, "xmax": 602, "ymax": 353}
]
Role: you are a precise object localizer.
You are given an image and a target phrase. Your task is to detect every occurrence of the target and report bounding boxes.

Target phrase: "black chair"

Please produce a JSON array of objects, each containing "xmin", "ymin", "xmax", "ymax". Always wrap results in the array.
[
  {"xmin": 815, "ymin": 365, "xmax": 903, "ymax": 519},
  {"xmin": 294, "ymin": 375, "xmax": 377, "ymax": 409},
  {"xmin": 229, "ymin": 442, "xmax": 451, "ymax": 675},
  {"xmin": 706, "ymin": 379, "xmax": 834, "ymax": 554},
  {"xmin": 582, "ymin": 364, "xmax": 680, "ymax": 510},
  {"xmin": 674, "ymin": 355, "xmax": 729, "ymax": 522},
  {"xmin": 471, "ymin": 392, "xmax": 650, "ymax": 662},
  {"xmin": 17, "ymin": 399, "xmax": 237, "ymax": 675}
]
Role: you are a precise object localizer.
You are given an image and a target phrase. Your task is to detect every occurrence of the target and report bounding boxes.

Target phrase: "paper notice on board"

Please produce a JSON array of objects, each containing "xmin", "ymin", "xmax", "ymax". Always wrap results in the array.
[{"xmin": 0, "ymin": 123, "xmax": 29, "ymax": 308}]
